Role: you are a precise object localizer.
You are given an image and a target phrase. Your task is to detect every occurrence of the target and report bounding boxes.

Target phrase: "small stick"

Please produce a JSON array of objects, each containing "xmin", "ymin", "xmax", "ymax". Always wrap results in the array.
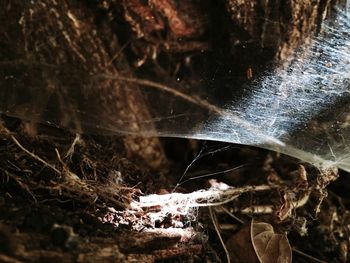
[
  {"xmin": 240, "ymin": 192, "xmax": 310, "ymax": 215},
  {"xmin": 209, "ymin": 207, "xmax": 231, "ymax": 263},
  {"xmin": 219, "ymin": 206, "xmax": 245, "ymax": 225}
]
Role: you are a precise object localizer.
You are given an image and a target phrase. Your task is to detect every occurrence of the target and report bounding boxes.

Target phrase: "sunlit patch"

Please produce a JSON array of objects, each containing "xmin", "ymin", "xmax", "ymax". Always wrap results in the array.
[{"xmin": 99, "ymin": 179, "xmax": 280, "ymax": 239}]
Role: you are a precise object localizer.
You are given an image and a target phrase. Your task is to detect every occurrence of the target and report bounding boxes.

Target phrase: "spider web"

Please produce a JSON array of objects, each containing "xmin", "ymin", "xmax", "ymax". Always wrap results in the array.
[
  {"xmin": 195, "ymin": 10, "xmax": 350, "ymax": 171},
  {"xmin": 1, "ymin": 7, "xmax": 350, "ymax": 171}
]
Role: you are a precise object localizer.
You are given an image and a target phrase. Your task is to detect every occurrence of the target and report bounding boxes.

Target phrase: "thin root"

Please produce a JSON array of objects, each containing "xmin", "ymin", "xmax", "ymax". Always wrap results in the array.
[{"xmin": 65, "ymin": 133, "xmax": 81, "ymax": 159}]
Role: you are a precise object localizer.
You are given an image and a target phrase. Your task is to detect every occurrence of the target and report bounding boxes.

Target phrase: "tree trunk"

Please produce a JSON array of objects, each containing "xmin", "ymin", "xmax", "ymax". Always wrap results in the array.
[{"xmin": 0, "ymin": 0, "xmax": 167, "ymax": 169}]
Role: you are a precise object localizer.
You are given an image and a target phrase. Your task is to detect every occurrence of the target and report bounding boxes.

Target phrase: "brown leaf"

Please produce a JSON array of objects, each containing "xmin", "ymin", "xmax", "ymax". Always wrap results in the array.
[
  {"xmin": 226, "ymin": 225, "xmax": 259, "ymax": 263},
  {"xmin": 251, "ymin": 220, "xmax": 292, "ymax": 263}
]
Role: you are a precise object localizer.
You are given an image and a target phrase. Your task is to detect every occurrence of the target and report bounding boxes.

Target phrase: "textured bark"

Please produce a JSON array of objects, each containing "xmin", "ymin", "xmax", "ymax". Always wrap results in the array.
[
  {"xmin": 226, "ymin": 0, "xmax": 333, "ymax": 59},
  {"xmin": 0, "ymin": 0, "xmax": 166, "ymax": 169},
  {"xmin": 1, "ymin": 0, "xmax": 337, "ymax": 169}
]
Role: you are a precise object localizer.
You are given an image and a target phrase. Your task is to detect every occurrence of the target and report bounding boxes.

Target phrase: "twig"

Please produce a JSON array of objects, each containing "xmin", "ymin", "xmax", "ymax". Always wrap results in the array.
[
  {"xmin": 292, "ymin": 247, "xmax": 328, "ymax": 263},
  {"xmin": 136, "ymin": 184, "xmax": 275, "ymax": 209},
  {"xmin": 219, "ymin": 206, "xmax": 245, "ymax": 225},
  {"xmin": 11, "ymin": 135, "xmax": 60, "ymax": 174},
  {"xmin": 175, "ymin": 164, "xmax": 247, "ymax": 190},
  {"xmin": 240, "ymin": 191, "xmax": 310, "ymax": 215},
  {"xmin": 108, "ymin": 39, "xmax": 131, "ymax": 66},
  {"xmin": 209, "ymin": 207, "xmax": 231, "ymax": 263},
  {"xmin": 2, "ymin": 169, "xmax": 37, "ymax": 202},
  {"xmin": 95, "ymin": 74, "xmax": 284, "ymax": 146},
  {"xmin": 173, "ymin": 144, "xmax": 207, "ymax": 192},
  {"xmin": 96, "ymin": 74, "xmax": 224, "ymax": 114},
  {"xmin": 240, "ymin": 205, "xmax": 274, "ymax": 214}
]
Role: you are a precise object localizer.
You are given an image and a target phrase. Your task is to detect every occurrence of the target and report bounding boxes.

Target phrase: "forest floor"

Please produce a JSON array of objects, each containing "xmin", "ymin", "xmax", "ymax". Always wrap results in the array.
[{"xmin": 1, "ymin": 118, "xmax": 350, "ymax": 263}]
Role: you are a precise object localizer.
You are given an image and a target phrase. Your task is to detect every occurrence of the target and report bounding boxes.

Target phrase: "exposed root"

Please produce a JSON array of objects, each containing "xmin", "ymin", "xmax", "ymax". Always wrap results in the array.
[
  {"xmin": 10, "ymin": 134, "xmax": 132, "ymax": 209},
  {"xmin": 11, "ymin": 135, "xmax": 60, "ymax": 174}
]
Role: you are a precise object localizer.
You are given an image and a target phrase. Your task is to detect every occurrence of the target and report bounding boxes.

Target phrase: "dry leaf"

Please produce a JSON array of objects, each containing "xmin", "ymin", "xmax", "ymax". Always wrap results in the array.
[
  {"xmin": 251, "ymin": 220, "xmax": 292, "ymax": 263},
  {"xmin": 225, "ymin": 220, "xmax": 292, "ymax": 263},
  {"xmin": 226, "ymin": 225, "xmax": 260, "ymax": 263}
]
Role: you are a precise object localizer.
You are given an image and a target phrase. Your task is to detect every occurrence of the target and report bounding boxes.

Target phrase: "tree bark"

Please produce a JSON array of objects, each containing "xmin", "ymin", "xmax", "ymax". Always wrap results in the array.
[{"xmin": 0, "ymin": 0, "xmax": 167, "ymax": 169}]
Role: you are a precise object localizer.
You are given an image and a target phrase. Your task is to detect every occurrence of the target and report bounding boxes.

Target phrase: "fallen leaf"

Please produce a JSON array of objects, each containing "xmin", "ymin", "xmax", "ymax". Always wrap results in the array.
[
  {"xmin": 251, "ymin": 220, "xmax": 292, "ymax": 263},
  {"xmin": 226, "ymin": 225, "xmax": 259, "ymax": 263}
]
